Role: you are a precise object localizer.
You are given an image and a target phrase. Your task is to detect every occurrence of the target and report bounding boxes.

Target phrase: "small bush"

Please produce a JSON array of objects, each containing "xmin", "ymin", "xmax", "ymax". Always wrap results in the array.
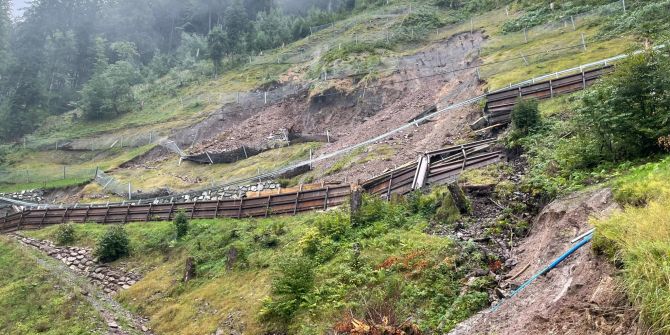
[
  {"xmin": 511, "ymin": 98, "xmax": 541, "ymax": 136},
  {"xmin": 174, "ymin": 211, "xmax": 189, "ymax": 240},
  {"xmin": 55, "ymin": 224, "xmax": 76, "ymax": 245},
  {"xmin": 95, "ymin": 225, "xmax": 130, "ymax": 263},
  {"xmin": 501, "ymin": 7, "xmax": 551, "ymax": 33},
  {"xmin": 260, "ymin": 257, "xmax": 316, "ymax": 327},
  {"xmin": 407, "ymin": 188, "xmax": 462, "ymax": 224}
]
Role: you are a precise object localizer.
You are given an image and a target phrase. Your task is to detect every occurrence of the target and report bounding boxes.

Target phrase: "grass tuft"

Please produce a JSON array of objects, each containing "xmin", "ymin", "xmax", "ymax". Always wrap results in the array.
[{"xmin": 592, "ymin": 155, "xmax": 670, "ymax": 334}]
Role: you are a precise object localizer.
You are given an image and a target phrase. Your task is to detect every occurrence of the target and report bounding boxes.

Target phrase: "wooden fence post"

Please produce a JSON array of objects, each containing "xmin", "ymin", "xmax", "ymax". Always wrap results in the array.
[
  {"xmin": 18, "ymin": 211, "xmax": 25, "ymax": 231},
  {"xmin": 350, "ymin": 186, "xmax": 363, "ymax": 223},
  {"xmin": 40, "ymin": 208, "xmax": 49, "ymax": 229},
  {"xmin": 191, "ymin": 200, "xmax": 197, "ymax": 219}
]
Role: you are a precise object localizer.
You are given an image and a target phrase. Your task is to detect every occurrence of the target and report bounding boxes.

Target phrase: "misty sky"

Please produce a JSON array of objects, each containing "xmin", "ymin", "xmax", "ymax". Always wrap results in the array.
[{"xmin": 10, "ymin": 0, "xmax": 30, "ymax": 18}]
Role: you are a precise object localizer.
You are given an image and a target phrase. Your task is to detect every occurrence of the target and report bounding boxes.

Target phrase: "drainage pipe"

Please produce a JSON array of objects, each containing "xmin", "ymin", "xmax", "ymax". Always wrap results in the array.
[{"xmin": 492, "ymin": 233, "xmax": 593, "ymax": 311}]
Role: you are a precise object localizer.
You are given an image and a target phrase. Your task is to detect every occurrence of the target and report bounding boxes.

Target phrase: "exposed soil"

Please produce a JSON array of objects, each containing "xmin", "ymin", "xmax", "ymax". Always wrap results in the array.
[
  {"xmin": 139, "ymin": 32, "xmax": 485, "ymax": 184},
  {"xmin": 448, "ymin": 188, "xmax": 642, "ymax": 335}
]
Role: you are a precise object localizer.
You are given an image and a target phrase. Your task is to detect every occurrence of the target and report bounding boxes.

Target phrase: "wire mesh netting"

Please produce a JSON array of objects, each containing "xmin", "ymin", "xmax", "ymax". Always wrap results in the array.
[{"xmin": 0, "ymin": 166, "xmax": 97, "ymax": 188}]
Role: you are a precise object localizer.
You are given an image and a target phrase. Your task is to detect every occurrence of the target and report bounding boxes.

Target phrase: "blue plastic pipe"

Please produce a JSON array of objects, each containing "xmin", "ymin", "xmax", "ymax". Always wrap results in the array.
[{"xmin": 491, "ymin": 233, "xmax": 593, "ymax": 311}]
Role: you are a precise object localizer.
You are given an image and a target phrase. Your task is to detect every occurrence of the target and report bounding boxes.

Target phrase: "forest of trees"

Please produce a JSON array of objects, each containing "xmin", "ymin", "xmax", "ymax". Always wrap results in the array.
[{"xmin": 0, "ymin": 0, "xmax": 377, "ymax": 140}]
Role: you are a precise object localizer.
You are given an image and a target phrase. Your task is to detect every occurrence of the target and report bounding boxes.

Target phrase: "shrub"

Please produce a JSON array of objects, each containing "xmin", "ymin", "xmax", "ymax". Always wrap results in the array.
[
  {"xmin": 259, "ymin": 257, "xmax": 316, "ymax": 327},
  {"xmin": 174, "ymin": 211, "xmax": 189, "ymax": 240},
  {"xmin": 95, "ymin": 225, "xmax": 130, "ymax": 263},
  {"xmin": 407, "ymin": 187, "xmax": 462, "ymax": 224},
  {"xmin": 576, "ymin": 50, "xmax": 670, "ymax": 163},
  {"xmin": 55, "ymin": 224, "xmax": 76, "ymax": 245},
  {"xmin": 501, "ymin": 7, "xmax": 551, "ymax": 33},
  {"xmin": 352, "ymin": 194, "xmax": 411, "ymax": 227},
  {"xmin": 511, "ymin": 98, "xmax": 541, "ymax": 136},
  {"xmin": 600, "ymin": 0, "xmax": 670, "ymax": 39}
]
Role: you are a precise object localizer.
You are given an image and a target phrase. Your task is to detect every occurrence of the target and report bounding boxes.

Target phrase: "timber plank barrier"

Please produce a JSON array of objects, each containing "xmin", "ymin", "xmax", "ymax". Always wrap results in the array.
[
  {"xmin": 0, "ymin": 138, "xmax": 503, "ymax": 233},
  {"xmin": 362, "ymin": 138, "xmax": 502, "ymax": 198},
  {"xmin": 473, "ymin": 65, "xmax": 614, "ymax": 128},
  {"xmin": 0, "ymin": 185, "xmax": 353, "ymax": 233}
]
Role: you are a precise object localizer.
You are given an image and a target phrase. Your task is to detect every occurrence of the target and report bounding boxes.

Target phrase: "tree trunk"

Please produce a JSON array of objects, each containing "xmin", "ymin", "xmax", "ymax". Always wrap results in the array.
[
  {"xmin": 350, "ymin": 187, "xmax": 363, "ymax": 223},
  {"xmin": 448, "ymin": 182, "xmax": 469, "ymax": 214}
]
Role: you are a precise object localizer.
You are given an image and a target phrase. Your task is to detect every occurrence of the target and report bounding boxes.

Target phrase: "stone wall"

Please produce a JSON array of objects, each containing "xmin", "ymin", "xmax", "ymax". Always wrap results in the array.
[
  {"xmin": 16, "ymin": 235, "xmax": 141, "ymax": 295},
  {"xmin": 172, "ymin": 181, "xmax": 282, "ymax": 203},
  {"xmin": 0, "ymin": 189, "xmax": 45, "ymax": 203}
]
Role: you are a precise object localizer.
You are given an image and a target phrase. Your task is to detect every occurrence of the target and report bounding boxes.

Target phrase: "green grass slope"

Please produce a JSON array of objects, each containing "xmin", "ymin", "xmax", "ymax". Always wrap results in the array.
[
  {"xmin": 0, "ymin": 237, "xmax": 104, "ymax": 334},
  {"xmin": 593, "ymin": 157, "xmax": 670, "ymax": 333},
  {"xmin": 26, "ymin": 191, "xmax": 494, "ymax": 334}
]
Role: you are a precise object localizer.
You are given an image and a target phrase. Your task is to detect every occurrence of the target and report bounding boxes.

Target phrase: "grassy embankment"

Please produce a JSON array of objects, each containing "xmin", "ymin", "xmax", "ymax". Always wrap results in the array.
[
  {"xmin": 479, "ymin": 2, "xmax": 639, "ymax": 89},
  {"xmin": 76, "ymin": 142, "xmax": 321, "ymax": 199},
  {"xmin": 0, "ymin": 144, "xmax": 155, "ymax": 193},
  {"xmin": 592, "ymin": 158, "xmax": 670, "ymax": 333},
  {"xmin": 25, "ymin": 190, "xmax": 494, "ymax": 335},
  {"xmin": 0, "ymin": 237, "xmax": 104, "ymax": 334}
]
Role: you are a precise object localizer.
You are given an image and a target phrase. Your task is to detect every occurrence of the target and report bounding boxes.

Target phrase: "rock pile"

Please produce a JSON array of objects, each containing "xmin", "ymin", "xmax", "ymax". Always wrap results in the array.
[
  {"xmin": 155, "ymin": 181, "xmax": 282, "ymax": 204},
  {"xmin": 0, "ymin": 189, "xmax": 45, "ymax": 203},
  {"xmin": 16, "ymin": 236, "xmax": 141, "ymax": 295}
]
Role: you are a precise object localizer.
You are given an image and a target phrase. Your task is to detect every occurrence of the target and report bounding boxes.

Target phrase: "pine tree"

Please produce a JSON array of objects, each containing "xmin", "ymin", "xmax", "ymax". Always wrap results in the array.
[{"xmin": 207, "ymin": 25, "xmax": 228, "ymax": 72}]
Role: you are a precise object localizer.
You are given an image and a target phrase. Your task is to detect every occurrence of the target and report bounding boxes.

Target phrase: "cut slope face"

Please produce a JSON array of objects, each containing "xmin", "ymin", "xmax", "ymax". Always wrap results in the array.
[
  {"xmin": 449, "ymin": 188, "xmax": 640, "ymax": 335},
  {"xmin": 189, "ymin": 31, "xmax": 483, "ymax": 153},
  {"xmin": 114, "ymin": 31, "xmax": 484, "ymax": 194}
]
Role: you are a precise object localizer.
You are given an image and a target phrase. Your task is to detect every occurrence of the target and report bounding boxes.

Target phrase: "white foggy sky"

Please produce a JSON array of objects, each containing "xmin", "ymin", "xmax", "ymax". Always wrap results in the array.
[{"xmin": 10, "ymin": 0, "xmax": 30, "ymax": 18}]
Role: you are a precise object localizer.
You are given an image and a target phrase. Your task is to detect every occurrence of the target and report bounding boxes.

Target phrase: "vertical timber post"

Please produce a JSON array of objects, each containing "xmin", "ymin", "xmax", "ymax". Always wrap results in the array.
[
  {"xmin": 350, "ymin": 185, "xmax": 362, "ymax": 224},
  {"xmin": 523, "ymin": 27, "xmax": 528, "ymax": 43}
]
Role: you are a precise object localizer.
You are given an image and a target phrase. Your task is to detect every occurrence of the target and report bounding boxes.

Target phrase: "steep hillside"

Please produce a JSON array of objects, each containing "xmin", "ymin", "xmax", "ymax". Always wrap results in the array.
[
  {"xmin": 23, "ymin": 190, "xmax": 507, "ymax": 334},
  {"xmin": 2, "ymin": 0, "xmax": 670, "ymax": 334},
  {"xmin": 1, "ymin": 0, "xmax": 645, "ymax": 200}
]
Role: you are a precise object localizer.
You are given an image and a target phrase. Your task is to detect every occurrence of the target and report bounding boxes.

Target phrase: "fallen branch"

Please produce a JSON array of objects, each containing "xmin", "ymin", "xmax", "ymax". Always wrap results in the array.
[{"xmin": 506, "ymin": 263, "xmax": 530, "ymax": 280}]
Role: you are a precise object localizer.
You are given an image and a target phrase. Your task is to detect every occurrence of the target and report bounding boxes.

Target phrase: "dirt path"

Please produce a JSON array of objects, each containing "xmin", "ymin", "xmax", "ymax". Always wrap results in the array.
[
  {"xmin": 448, "ymin": 188, "xmax": 642, "ymax": 335},
  {"xmin": 11, "ymin": 235, "xmax": 153, "ymax": 335}
]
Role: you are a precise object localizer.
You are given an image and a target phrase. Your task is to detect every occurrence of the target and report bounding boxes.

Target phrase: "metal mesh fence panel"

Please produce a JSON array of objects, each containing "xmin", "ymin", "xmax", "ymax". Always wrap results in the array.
[{"xmin": 0, "ymin": 166, "xmax": 96, "ymax": 187}]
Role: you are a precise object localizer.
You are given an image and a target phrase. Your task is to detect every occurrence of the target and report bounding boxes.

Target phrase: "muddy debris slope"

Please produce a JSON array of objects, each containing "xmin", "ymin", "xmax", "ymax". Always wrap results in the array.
[
  {"xmin": 449, "ymin": 188, "xmax": 641, "ymax": 335},
  {"xmin": 135, "ymin": 32, "xmax": 484, "ymax": 180}
]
